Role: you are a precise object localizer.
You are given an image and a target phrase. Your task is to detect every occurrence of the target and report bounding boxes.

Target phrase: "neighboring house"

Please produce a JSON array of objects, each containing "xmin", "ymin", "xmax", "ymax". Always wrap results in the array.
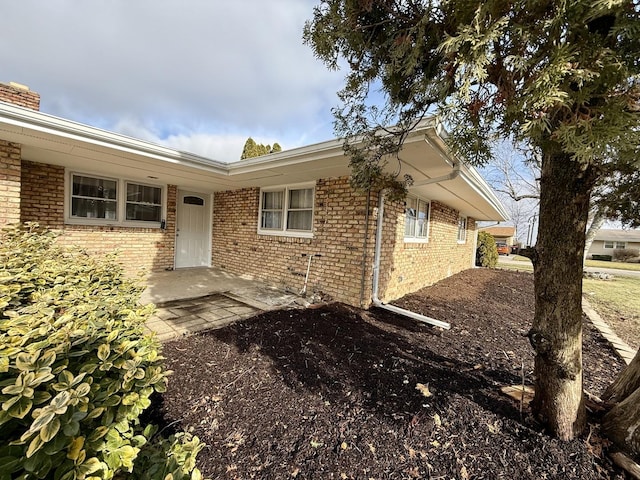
[
  {"xmin": 0, "ymin": 82, "xmax": 508, "ymax": 309},
  {"xmin": 587, "ymin": 229, "xmax": 640, "ymax": 259},
  {"xmin": 478, "ymin": 225, "xmax": 516, "ymax": 246}
]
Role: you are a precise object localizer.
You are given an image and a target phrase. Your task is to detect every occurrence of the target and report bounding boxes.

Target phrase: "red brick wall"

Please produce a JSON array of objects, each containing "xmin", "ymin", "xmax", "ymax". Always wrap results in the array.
[
  {"xmin": 0, "ymin": 141, "xmax": 22, "ymax": 226},
  {"xmin": 0, "ymin": 82, "xmax": 40, "ymax": 111},
  {"xmin": 19, "ymin": 160, "xmax": 177, "ymax": 273}
]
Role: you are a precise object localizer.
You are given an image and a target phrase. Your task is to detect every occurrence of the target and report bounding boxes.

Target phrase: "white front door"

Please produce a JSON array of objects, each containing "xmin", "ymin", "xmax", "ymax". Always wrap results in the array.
[{"xmin": 175, "ymin": 190, "xmax": 211, "ymax": 268}]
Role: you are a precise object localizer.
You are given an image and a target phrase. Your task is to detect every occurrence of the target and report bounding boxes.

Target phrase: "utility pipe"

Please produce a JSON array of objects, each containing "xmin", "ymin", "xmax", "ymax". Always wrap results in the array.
[
  {"xmin": 411, "ymin": 159, "xmax": 461, "ymax": 187},
  {"xmin": 371, "ymin": 190, "xmax": 451, "ymax": 330}
]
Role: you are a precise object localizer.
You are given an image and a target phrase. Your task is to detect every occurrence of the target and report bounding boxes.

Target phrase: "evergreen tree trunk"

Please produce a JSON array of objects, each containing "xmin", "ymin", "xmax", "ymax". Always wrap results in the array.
[
  {"xmin": 602, "ymin": 384, "xmax": 640, "ymax": 457},
  {"xmin": 603, "ymin": 349, "xmax": 640, "ymax": 404},
  {"xmin": 529, "ymin": 151, "xmax": 595, "ymax": 440}
]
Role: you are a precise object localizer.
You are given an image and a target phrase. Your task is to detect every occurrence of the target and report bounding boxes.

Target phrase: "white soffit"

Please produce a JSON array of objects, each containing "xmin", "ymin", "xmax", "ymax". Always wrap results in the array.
[{"xmin": 1, "ymin": 103, "xmax": 507, "ymax": 219}]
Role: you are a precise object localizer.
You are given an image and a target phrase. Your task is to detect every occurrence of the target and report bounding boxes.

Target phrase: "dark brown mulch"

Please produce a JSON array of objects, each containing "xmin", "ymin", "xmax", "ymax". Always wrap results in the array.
[{"xmin": 148, "ymin": 269, "xmax": 627, "ymax": 479}]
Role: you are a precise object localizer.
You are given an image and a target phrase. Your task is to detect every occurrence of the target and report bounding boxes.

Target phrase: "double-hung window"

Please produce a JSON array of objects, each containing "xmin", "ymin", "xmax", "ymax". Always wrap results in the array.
[
  {"xmin": 457, "ymin": 216, "xmax": 467, "ymax": 243},
  {"xmin": 604, "ymin": 241, "xmax": 626, "ymax": 249},
  {"xmin": 259, "ymin": 184, "xmax": 314, "ymax": 237},
  {"xmin": 404, "ymin": 195, "xmax": 430, "ymax": 241},
  {"xmin": 71, "ymin": 174, "xmax": 118, "ymax": 220},
  {"xmin": 126, "ymin": 182, "xmax": 162, "ymax": 222},
  {"xmin": 68, "ymin": 172, "xmax": 164, "ymax": 227}
]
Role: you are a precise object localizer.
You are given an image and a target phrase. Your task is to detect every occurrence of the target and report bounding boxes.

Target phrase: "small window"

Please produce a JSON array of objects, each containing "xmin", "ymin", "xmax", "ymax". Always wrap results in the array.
[
  {"xmin": 604, "ymin": 241, "xmax": 614, "ymax": 249},
  {"xmin": 457, "ymin": 216, "xmax": 467, "ymax": 243},
  {"xmin": 261, "ymin": 191, "xmax": 284, "ymax": 230},
  {"xmin": 287, "ymin": 188, "xmax": 313, "ymax": 231},
  {"xmin": 258, "ymin": 185, "xmax": 314, "ymax": 237},
  {"xmin": 183, "ymin": 196, "xmax": 205, "ymax": 206},
  {"xmin": 71, "ymin": 174, "xmax": 118, "ymax": 220},
  {"xmin": 404, "ymin": 195, "xmax": 430, "ymax": 241},
  {"xmin": 126, "ymin": 183, "xmax": 162, "ymax": 222}
]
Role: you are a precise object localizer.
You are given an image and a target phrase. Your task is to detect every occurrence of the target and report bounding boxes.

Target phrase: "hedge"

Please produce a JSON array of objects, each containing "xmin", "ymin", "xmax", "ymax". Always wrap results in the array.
[{"xmin": 0, "ymin": 224, "xmax": 204, "ymax": 480}]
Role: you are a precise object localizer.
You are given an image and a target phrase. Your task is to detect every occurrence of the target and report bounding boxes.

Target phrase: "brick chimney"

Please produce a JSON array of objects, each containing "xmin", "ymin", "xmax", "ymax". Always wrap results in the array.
[
  {"xmin": 0, "ymin": 81, "xmax": 40, "ymax": 111},
  {"xmin": 0, "ymin": 81, "xmax": 40, "ymax": 226}
]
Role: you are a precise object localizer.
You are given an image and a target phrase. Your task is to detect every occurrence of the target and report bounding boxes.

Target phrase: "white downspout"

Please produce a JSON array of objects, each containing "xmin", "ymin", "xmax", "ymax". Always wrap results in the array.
[{"xmin": 371, "ymin": 190, "xmax": 451, "ymax": 330}]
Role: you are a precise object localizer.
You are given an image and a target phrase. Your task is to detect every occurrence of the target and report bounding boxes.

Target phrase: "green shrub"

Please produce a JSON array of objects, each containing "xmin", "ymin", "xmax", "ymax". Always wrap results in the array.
[
  {"xmin": 613, "ymin": 248, "xmax": 640, "ymax": 262},
  {"xmin": 0, "ymin": 224, "xmax": 204, "ymax": 480},
  {"xmin": 476, "ymin": 232, "xmax": 498, "ymax": 268}
]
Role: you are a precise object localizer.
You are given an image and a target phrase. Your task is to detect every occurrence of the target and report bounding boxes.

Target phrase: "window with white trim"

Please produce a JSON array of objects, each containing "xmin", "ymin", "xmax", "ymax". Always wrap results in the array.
[
  {"xmin": 457, "ymin": 216, "xmax": 467, "ymax": 243},
  {"xmin": 67, "ymin": 172, "xmax": 165, "ymax": 227},
  {"xmin": 258, "ymin": 184, "xmax": 314, "ymax": 237},
  {"xmin": 604, "ymin": 241, "xmax": 626, "ymax": 249},
  {"xmin": 404, "ymin": 195, "xmax": 430, "ymax": 241}
]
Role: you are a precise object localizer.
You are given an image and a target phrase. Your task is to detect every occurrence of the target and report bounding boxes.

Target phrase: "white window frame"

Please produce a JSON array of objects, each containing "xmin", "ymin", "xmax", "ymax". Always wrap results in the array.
[
  {"xmin": 65, "ymin": 171, "xmax": 166, "ymax": 228},
  {"xmin": 604, "ymin": 241, "xmax": 614, "ymax": 249},
  {"xmin": 404, "ymin": 195, "xmax": 431, "ymax": 243},
  {"xmin": 616, "ymin": 242, "xmax": 627, "ymax": 249},
  {"xmin": 257, "ymin": 183, "xmax": 315, "ymax": 238},
  {"xmin": 457, "ymin": 215, "xmax": 468, "ymax": 243}
]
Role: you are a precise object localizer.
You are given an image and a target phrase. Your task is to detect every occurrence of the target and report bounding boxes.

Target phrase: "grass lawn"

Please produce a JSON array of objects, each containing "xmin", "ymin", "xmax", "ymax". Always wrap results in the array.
[
  {"xmin": 585, "ymin": 259, "xmax": 640, "ymax": 271},
  {"xmin": 503, "ymin": 255, "xmax": 640, "ymax": 272},
  {"xmin": 583, "ymin": 276, "xmax": 640, "ymax": 350}
]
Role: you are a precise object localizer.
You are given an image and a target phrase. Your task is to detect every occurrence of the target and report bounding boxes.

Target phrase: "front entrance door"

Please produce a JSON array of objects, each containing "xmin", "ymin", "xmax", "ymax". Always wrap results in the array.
[{"xmin": 175, "ymin": 190, "xmax": 211, "ymax": 268}]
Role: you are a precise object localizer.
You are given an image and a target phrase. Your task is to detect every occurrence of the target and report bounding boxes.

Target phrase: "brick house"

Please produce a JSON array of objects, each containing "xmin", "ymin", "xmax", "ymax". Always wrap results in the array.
[
  {"xmin": 0, "ymin": 82, "xmax": 507, "ymax": 309},
  {"xmin": 478, "ymin": 225, "xmax": 517, "ymax": 246}
]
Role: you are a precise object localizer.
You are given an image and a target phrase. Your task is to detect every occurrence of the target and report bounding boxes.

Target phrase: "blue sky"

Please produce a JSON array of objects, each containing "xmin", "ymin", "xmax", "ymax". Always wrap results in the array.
[{"xmin": 3, "ymin": 0, "xmax": 344, "ymax": 162}]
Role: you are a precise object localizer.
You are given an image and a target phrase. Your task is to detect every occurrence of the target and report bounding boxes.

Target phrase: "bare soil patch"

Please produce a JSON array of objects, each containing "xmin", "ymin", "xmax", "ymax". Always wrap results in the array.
[{"xmin": 148, "ymin": 269, "xmax": 627, "ymax": 479}]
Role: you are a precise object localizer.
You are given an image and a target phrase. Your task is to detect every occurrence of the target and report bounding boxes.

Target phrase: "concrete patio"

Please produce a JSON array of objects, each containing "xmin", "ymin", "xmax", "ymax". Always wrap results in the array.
[{"xmin": 140, "ymin": 267, "xmax": 304, "ymax": 342}]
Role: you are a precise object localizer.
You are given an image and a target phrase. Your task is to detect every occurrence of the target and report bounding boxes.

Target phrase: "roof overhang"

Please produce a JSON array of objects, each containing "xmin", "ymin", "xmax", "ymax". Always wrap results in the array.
[{"xmin": 0, "ymin": 102, "xmax": 508, "ymax": 221}]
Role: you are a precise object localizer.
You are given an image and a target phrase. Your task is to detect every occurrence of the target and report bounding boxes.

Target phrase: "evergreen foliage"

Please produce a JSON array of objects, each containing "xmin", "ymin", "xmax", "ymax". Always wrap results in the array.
[
  {"xmin": 476, "ymin": 232, "xmax": 498, "ymax": 268},
  {"xmin": 240, "ymin": 138, "xmax": 283, "ymax": 159},
  {"xmin": 0, "ymin": 224, "xmax": 204, "ymax": 480},
  {"xmin": 305, "ymin": 0, "xmax": 640, "ymax": 442}
]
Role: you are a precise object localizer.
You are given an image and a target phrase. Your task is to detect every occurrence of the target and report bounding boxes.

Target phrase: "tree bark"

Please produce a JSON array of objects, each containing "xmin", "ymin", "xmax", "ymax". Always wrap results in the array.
[
  {"xmin": 603, "ymin": 386, "xmax": 640, "ymax": 457},
  {"xmin": 529, "ymin": 151, "xmax": 596, "ymax": 440},
  {"xmin": 603, "ymin": 349, "xmax": 640, "ymax": 404}
]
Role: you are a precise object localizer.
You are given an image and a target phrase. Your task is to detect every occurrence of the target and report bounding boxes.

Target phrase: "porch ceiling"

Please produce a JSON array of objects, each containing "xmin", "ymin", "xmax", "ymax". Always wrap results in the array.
[{"xmin": 0, "ymin": 103, "xmax": 508, "ymax": 221}]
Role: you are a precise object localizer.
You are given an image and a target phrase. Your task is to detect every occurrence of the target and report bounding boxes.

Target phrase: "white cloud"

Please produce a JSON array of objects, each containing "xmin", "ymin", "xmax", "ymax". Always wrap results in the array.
[{"xmin": 2, "ymin": 0, "xmax": 344, "ymax": 159}]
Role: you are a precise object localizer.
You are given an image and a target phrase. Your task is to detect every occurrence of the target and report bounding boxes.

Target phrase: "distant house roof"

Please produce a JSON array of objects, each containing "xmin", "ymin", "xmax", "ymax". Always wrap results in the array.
[
  {"xmin": 594, "ymin": 229, "xmax": 640, "ymax": 242},
  {"xmin": 479, "ymin": 226, "xmax": 516, "ymax": 238}
]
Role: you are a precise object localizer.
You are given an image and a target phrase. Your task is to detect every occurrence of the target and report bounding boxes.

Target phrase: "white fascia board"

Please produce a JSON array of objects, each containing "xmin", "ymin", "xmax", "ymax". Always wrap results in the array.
[
  {"xmin": 0, "ymin": 103, "xmax": 228, "ymax": 175},
  {"xmin": 458, "ymin": 164, "xmax": 510, "ymax": 221}
]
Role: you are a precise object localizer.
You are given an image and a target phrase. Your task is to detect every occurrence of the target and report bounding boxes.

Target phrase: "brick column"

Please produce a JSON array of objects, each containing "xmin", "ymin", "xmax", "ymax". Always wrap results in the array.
[{"xmin": 0, "ymin": 141, "xmax": 22, "ymax": 226}]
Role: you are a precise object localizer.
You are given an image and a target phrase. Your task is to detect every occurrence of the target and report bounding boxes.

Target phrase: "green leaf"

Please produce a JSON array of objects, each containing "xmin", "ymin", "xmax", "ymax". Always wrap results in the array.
[
  {"xmin": 40, "ymin": 417, "xmax": 61, "ymax": 442},
  {"xmin": 26, "ymin": 435, "xmax": 44, "ymax": 458},
  {"xmin": 0, "ymin": 357, "xmax": 9, "ymax": 373},
  {"xmin": 30, "ymin": 410, "xmax": 55, "ymax": 433},
  {"xmin": 63, "ymin": 420, "xmax": 80, "ymax": 437},
  {"xmin": 16, "ymin": 351, "xmax": 39, "ymax": 371},
  {"xmin": 76, "ymin": 457, "xmax": 101, "ymax": 477},
  {"xmin": 97, "ymin": 344, "xmax": 110, "ymax": 362},
  {"xmin": 66, "ymin": 437, "xmax": 84, "ymax": 461},
  {"xmin": 0, "ymin": 457, "xmax": 20, "ymax": 475},
  {"xmin": 7, "ymin": 397, "xmax": 32, "ymax": 419}
]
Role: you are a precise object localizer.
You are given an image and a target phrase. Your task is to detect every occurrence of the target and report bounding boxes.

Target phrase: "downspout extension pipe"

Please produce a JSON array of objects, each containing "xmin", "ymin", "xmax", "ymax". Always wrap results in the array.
[{"xmin": 371, "ymin": 190, "xmax": 451, "ymax": 330}]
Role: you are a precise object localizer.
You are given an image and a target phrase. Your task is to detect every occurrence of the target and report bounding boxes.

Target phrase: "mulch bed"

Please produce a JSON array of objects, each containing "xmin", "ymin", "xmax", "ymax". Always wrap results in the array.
[{"xmin": 148, "ymin": 269, "xmax": 627, "ymax": 479}]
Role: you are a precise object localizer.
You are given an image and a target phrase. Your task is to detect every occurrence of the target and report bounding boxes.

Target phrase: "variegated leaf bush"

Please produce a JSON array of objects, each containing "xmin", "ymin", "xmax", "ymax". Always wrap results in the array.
[{"xmin": 0, "ymin": 224, "xmax": 204, "ymax": 480}]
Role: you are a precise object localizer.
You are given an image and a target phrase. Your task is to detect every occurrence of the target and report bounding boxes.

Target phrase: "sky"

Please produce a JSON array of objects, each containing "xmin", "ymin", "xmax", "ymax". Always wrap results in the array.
[{"xmin": 2, "ymin": 1, "xmax": 345, "ymax": 162}]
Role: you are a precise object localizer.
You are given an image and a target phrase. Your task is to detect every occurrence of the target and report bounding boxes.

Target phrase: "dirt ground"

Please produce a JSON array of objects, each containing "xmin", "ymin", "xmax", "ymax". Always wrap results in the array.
[{"xmin": 149, "ymin": 269, "xmax": 628, "ymax": 479}]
